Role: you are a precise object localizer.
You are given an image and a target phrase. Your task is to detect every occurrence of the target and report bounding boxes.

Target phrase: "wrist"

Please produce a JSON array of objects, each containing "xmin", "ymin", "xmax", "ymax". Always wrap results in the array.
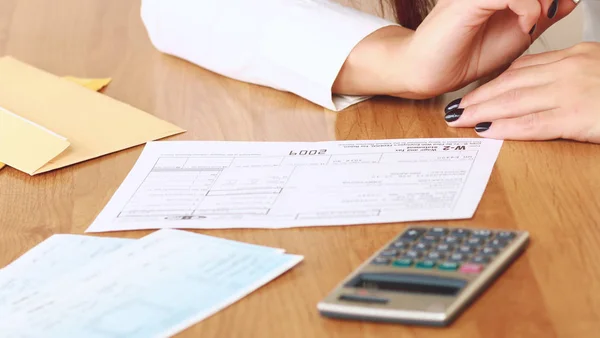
[{"xmin": 332, "ymin": 25, "xmax": 416, "ymax": 97}]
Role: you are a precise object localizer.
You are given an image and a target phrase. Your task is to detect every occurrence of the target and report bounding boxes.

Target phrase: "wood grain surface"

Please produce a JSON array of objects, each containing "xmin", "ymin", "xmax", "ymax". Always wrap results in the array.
[{"xmin": 1, "ymin": 1, "xmax": 599, "ymax": 337}]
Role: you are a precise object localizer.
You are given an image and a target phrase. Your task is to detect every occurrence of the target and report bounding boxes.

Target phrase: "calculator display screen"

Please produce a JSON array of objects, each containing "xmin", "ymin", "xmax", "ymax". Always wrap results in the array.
[{"xmin": 345, "ymin": 273, "xmax": 466, "ymax": 296}]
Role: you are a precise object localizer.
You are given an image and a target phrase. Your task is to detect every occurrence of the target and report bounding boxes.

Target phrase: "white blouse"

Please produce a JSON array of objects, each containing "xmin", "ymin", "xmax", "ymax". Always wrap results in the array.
[
  {"xmin": 140, "ymin": 0, "xmax": 398, "ymax": 111},
  {"xmin": 583, "ymin": 0, "xmax": 600, "ymax": 42}
]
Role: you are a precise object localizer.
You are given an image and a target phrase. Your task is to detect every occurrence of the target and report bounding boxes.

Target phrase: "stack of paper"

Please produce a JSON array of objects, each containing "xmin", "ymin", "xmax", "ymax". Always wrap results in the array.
[{"xmin": 0, "ymin": 229, "xmax": 302, "ymax": 337}]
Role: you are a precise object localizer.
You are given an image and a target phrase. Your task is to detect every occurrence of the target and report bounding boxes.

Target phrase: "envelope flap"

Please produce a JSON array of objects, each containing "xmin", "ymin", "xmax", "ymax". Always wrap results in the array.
[
  {"xmin": 0, "ymin": 56, "xmax": 185, "ymax": 174},
  {"xmin": 0, "ymin": 107, "xmax": 70, "ymax": 175}
]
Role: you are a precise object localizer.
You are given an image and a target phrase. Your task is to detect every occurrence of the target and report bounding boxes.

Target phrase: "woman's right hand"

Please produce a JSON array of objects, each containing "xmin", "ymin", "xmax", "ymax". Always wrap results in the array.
[
  {"xmin": 334, "ymin": 0, "xmax": 578, "ymax": 99},
  {"xmin": 400, "ymin": 0, "xmax": 578, "ymax": 98}
]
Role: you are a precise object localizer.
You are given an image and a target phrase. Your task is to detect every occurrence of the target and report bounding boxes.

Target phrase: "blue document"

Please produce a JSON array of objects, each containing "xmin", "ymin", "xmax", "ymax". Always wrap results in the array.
[{"xmin": 0, "ymin": 229, "xmax": 302, "ymax": 337}]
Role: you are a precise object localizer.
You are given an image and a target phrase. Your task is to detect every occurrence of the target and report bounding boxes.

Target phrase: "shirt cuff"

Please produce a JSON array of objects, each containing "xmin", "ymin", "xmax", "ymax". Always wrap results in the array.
[{"xmin": 261, "ymin": 1, "xmax": 398, "ymax": 111}]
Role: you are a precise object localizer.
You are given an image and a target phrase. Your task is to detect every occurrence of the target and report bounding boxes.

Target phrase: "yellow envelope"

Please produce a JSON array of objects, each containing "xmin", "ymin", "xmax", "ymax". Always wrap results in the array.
[
  {"xmin": 0, "ymin": 56, "xmax": 185, "ymax": 175},
  {"xmin": 62, "ymin": 76, "xmax": 112, "ymax": 91}
]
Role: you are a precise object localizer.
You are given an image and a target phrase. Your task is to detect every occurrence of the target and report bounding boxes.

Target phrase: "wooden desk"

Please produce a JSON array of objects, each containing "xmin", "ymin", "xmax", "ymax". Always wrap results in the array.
[{"xmin": 1, "ymin": 1, "xmax": 599, "ymax": 337}]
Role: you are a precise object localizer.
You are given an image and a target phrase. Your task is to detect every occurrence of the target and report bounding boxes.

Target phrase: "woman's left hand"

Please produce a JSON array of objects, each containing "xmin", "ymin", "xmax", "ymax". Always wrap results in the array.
[{"xmin": 444, "ymin": 42, "xmax": 600, "ymax": 144}]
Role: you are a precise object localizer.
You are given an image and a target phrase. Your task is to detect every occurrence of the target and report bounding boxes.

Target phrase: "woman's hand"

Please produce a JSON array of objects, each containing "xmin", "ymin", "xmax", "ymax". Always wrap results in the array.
[
  {"xmin": 399, "ymin": 0, "xmax": 577, "ymax": 97},
  {"xmin": 333, "ymin": 0, "xmax": 577, "ymax": 99},
  {"xmin": 444, "ymin": 42, "xmax": 600, "ymax": 144}
]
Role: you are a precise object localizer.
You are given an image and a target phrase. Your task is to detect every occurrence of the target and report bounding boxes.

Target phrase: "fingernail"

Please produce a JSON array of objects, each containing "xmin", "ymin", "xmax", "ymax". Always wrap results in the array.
[
  {"xmin": 444, "ymin": 98, "xmax": 462, "ymax": 114},
  {"xmin": 529, "ymin": 23, "xmax": 537, "ymax": 35},
  {"xmin": 548, "ymin": 0, "xmax": 558, "ymax": 19},
  {"xmin": 445, "ymin": 109, "xmax": 463, "ymax": 122},
  {"xmin": 475, "ymin": 122, "xmax": 492, "ymax": 133}
]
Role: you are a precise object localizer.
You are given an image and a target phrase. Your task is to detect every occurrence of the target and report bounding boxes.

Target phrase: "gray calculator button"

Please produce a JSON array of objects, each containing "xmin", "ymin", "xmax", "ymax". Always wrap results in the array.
[
  {"xmin": 466, "ymin": 238, "xmax": 483, "ymax": 247},
  {"xmin": 481, "ymin": 247, "xmax": 498, "ymax": 256},
  {"xmin": 400, "ymin": 228, "xmax": 426, "ymax": 241},
  {"xmin": 372, "ymin": 257, "xmax": 391, "ymax": 265},
  {"xmin": 427, "ymin": 251, "xmax": 446, "ymax": 260},
  {"xmin": 449, "ymin": 253, "xmax": 466, "ymax": 262},
  {"xmin": 497, "ymin": 231, "xmax": 516, "ymax": 240},
  {"xmin": 428, "ymin": 228, "xmax": 448, "ymax": 236},
  {"xmin": 450, "ymin": 228, "xmax": 471, "ymax": 237},
  {"xmin": 420, "ymin": 235, "xmax": 440, "ymax": 243},
  {"xmin": 489, "ymin": 239, "xmax": 508, "ymax": 248},
  {"xmin": 472, "ymin": 230, "xmax": 493, "ymax": 238},
  {"xmin": 390, "ymin": 241, "xmax": 409, "ymax": 249},
  {"xmin": 471, "ymin": 256, "xmax": 491, "ymax": 264},
  {"xmin": 380, "ymin": 249, "xmax": 398, "ymax": 257},
  {"xmin": 458, "ymin": 246, "xmax": 475, "ymax": 254},
  {"xmin": 414, "ymin": 243, "xmax": 430, "ymax": 251},
  {"xmin": 404, "ymin": 250, "xmax": 422, "ymax": 259},
  {"xmin": 436, "ymin": 244, "xmax": 454, "ymax": 252},
  {"xmin": 444, "ymin": 236, "xmax": 461, "ymax": 244}
]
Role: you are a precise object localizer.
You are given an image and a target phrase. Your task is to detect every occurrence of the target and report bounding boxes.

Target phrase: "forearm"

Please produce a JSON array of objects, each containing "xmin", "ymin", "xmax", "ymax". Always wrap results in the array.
[{"xmin": 332, "ymin": 25, "xmax": 428, "ymax": 99}]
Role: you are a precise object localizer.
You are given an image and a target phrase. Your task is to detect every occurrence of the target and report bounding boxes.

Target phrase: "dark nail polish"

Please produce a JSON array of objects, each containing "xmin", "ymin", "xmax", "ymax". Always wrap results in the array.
[
  {"xmin": 444, "ymin": 98, "xmax": 462, "ymax": 114},
  {"xmin": 475, "ymin": 122, "xmax": 492, "ymax": 133},
  {"xmin": 548, "ymin": 0, "xmax": 558, "ymax": 19},
  {"xmin": 529, "ymin": 23, "xmax": 537, "ymax": 35},
  {"xmin": 445, "ymin": 109, "xmax": 463, "ymax": 122}
]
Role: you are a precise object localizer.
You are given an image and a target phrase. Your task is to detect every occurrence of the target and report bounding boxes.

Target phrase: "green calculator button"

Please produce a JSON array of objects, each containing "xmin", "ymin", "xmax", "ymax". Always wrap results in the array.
[
  {"xmin": 415, "ymin": 260, "xmax": 436, "ymax": 269},
  {"xmin": 392, "ymin": 258, "xmax": 413, "ymax": 267},
  {"xmin": 438, "ymin": 262, "xmax": 459, "ymax": 271}
]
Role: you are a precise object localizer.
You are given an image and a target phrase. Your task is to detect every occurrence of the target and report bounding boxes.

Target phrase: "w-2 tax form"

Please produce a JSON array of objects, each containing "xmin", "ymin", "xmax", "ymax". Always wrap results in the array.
[{"xmin": 86, "ymin": 138, "xmax": 503, "ymax": 233}]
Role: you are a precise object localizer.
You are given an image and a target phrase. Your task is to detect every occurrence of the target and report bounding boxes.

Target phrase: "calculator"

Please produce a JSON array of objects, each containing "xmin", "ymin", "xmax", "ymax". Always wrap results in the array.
[{"xmin": 317, "ymin": 225, "xmax": 529, "ymax": 326}]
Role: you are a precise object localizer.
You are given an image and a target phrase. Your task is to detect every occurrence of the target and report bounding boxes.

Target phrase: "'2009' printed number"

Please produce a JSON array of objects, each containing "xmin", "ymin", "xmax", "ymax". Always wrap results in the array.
[{"xmin": 289, "ymin": 149, "xmax": 327, "ymax": 156}]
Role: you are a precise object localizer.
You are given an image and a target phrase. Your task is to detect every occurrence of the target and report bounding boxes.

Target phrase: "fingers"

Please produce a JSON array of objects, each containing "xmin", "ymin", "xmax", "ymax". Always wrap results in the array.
[
  {"xmin": 472, "ymin": 109, "xmax": 564, "ymax": 141},
  {"xmin": 509, "ymin": 0, "xmax": 542, "ymax": 34},
  {"xmin": 447, "ymin": 84, "xmax": 558, "ymax": 127},
  {"xmin": 461, "ymin": 63, "xmax": 557, "ymax": 106},
  {"xmin": 478, "ymin": 0, "xmax": 541, "ymax": 34},
  {"xmin": 509, "ymin": 48, "xmax": 572, "ymax": 70}
]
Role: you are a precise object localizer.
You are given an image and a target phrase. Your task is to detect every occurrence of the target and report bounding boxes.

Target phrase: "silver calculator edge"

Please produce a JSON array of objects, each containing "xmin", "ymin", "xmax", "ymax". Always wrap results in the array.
[{"xmin": 317, "ymin": 226, "xmax": 530, "ymax": 326}]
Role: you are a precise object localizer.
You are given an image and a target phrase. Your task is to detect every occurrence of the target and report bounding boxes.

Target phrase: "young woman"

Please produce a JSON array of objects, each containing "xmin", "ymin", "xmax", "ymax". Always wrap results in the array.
[{"xmin": 141, "ymin": 0, "xmax": 597, "ymax": 143}]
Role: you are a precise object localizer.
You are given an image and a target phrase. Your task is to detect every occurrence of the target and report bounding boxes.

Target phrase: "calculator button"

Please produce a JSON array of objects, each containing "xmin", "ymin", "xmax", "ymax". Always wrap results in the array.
[
  {"xmin": 392, "ymin": 258, "xmax": 413, "ymax": 267},
  {"xmin": 459, "ymin": 263, "xmax": 483, "ymax": 274},
  {"xmin": 449, "ymin": 253, "xmax": 466, "ymax": 262},
  {"xmin": 489, "ymin": 239, "xmax": 509, "ymax": 248},
  {"xmin": 470, "ymin": 256, "xmax": 491, "ymax": 264},
  {"xmin": 404, "ymin": 250, "xmax": 422, "ymax": 259},
  {"xmin": 427, "ymin": 228, "xmax": 448, "ymax": 237},
  {"xmin": 497, "ymin": 231, "xmax": 516, "ymax": 240},
  {"xmin": 380, "ymin": 249, "xmax": 399, "ymax": 257},
  {"xmin": 435, "ymin": 244, "xmax": 455, "ymax": 252},
  {"xmin": 416, "ymin": 260, "xmax": 436, "ymax": 269},
  {"xmin": 457, "ymin": 246, "xmax": 476, "ymax": 254},
  {"xmin": 389, "ymin": 241, "xmax": 409, "ymax": 249},
  {"xmin": 400, "ymin": 228, "xmax": 426, "ymax": 240},
  {"xmin": 481, "ymin": 247, "xmax": 498, "ymax": 256},
  {"xmin": 438, "ymin": 262, "xmax": 459, "ymax": 271},
  {"xmin": 466, "ymin": 238, "xmax": 484, "ymax": 247},
  {"xmin": 444, "ymin": 236, "xmax": 462, "ymax": 244},
  {"xmin": 420, "ymin": 235, "xmax": 440, "ymax": 243},
  {"xmin": 414, "ymin": 243, "xmax": 431, "ymax": 252},
  {"xmin": 372, "ymin": 257, "xmax": 391, "ymax": 265},
  {"xmin": 427, "ymin": 251, "xmax": 446, "ymax": 260},
  {"xmin": 450, "ymin": 229, "xmax": 471, "ymax": 237},
  {"xmin": 472, "ymin": 230, "xmax": 493, "ymax": 238}
]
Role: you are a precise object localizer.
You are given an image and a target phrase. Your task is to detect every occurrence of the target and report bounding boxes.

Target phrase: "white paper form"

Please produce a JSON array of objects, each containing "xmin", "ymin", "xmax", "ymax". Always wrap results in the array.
[
  {"xmin": 0, "ymin": 229, "xmax": 302, "ymax": 338},
  {"xmin": 0, "ymin": 234, "xmax": 133, "ymax": 306},
  {"xmin": 86, "ymin": 138, "xmax": 503, "ymax": 233}
]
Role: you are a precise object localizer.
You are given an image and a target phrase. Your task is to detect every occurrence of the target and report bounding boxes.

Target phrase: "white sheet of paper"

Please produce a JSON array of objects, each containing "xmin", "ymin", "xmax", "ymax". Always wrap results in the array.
[
  {"xmin": 0, "ymin": 234, "xmax": 133, "ymax": 306},
  {"xmin": 0, "ymin": 229, "xmax": 302, "ymax": 338},
  {"xmin": 86, "ymin": 139, "xmax": 503, "ymax": 233}
]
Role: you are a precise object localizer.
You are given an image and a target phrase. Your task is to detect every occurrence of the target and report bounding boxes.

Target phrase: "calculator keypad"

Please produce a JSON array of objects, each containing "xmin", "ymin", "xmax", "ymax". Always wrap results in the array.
[{"xmin": 372, "ymin": 227, "xmax": 518, "ymax": 274}]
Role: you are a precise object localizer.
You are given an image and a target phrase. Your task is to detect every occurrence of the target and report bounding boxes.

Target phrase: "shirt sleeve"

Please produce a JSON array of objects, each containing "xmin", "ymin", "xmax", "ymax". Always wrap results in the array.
[{"xmin": 140, "ymin": 0, "xmax": 398, "ymax": 111}]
